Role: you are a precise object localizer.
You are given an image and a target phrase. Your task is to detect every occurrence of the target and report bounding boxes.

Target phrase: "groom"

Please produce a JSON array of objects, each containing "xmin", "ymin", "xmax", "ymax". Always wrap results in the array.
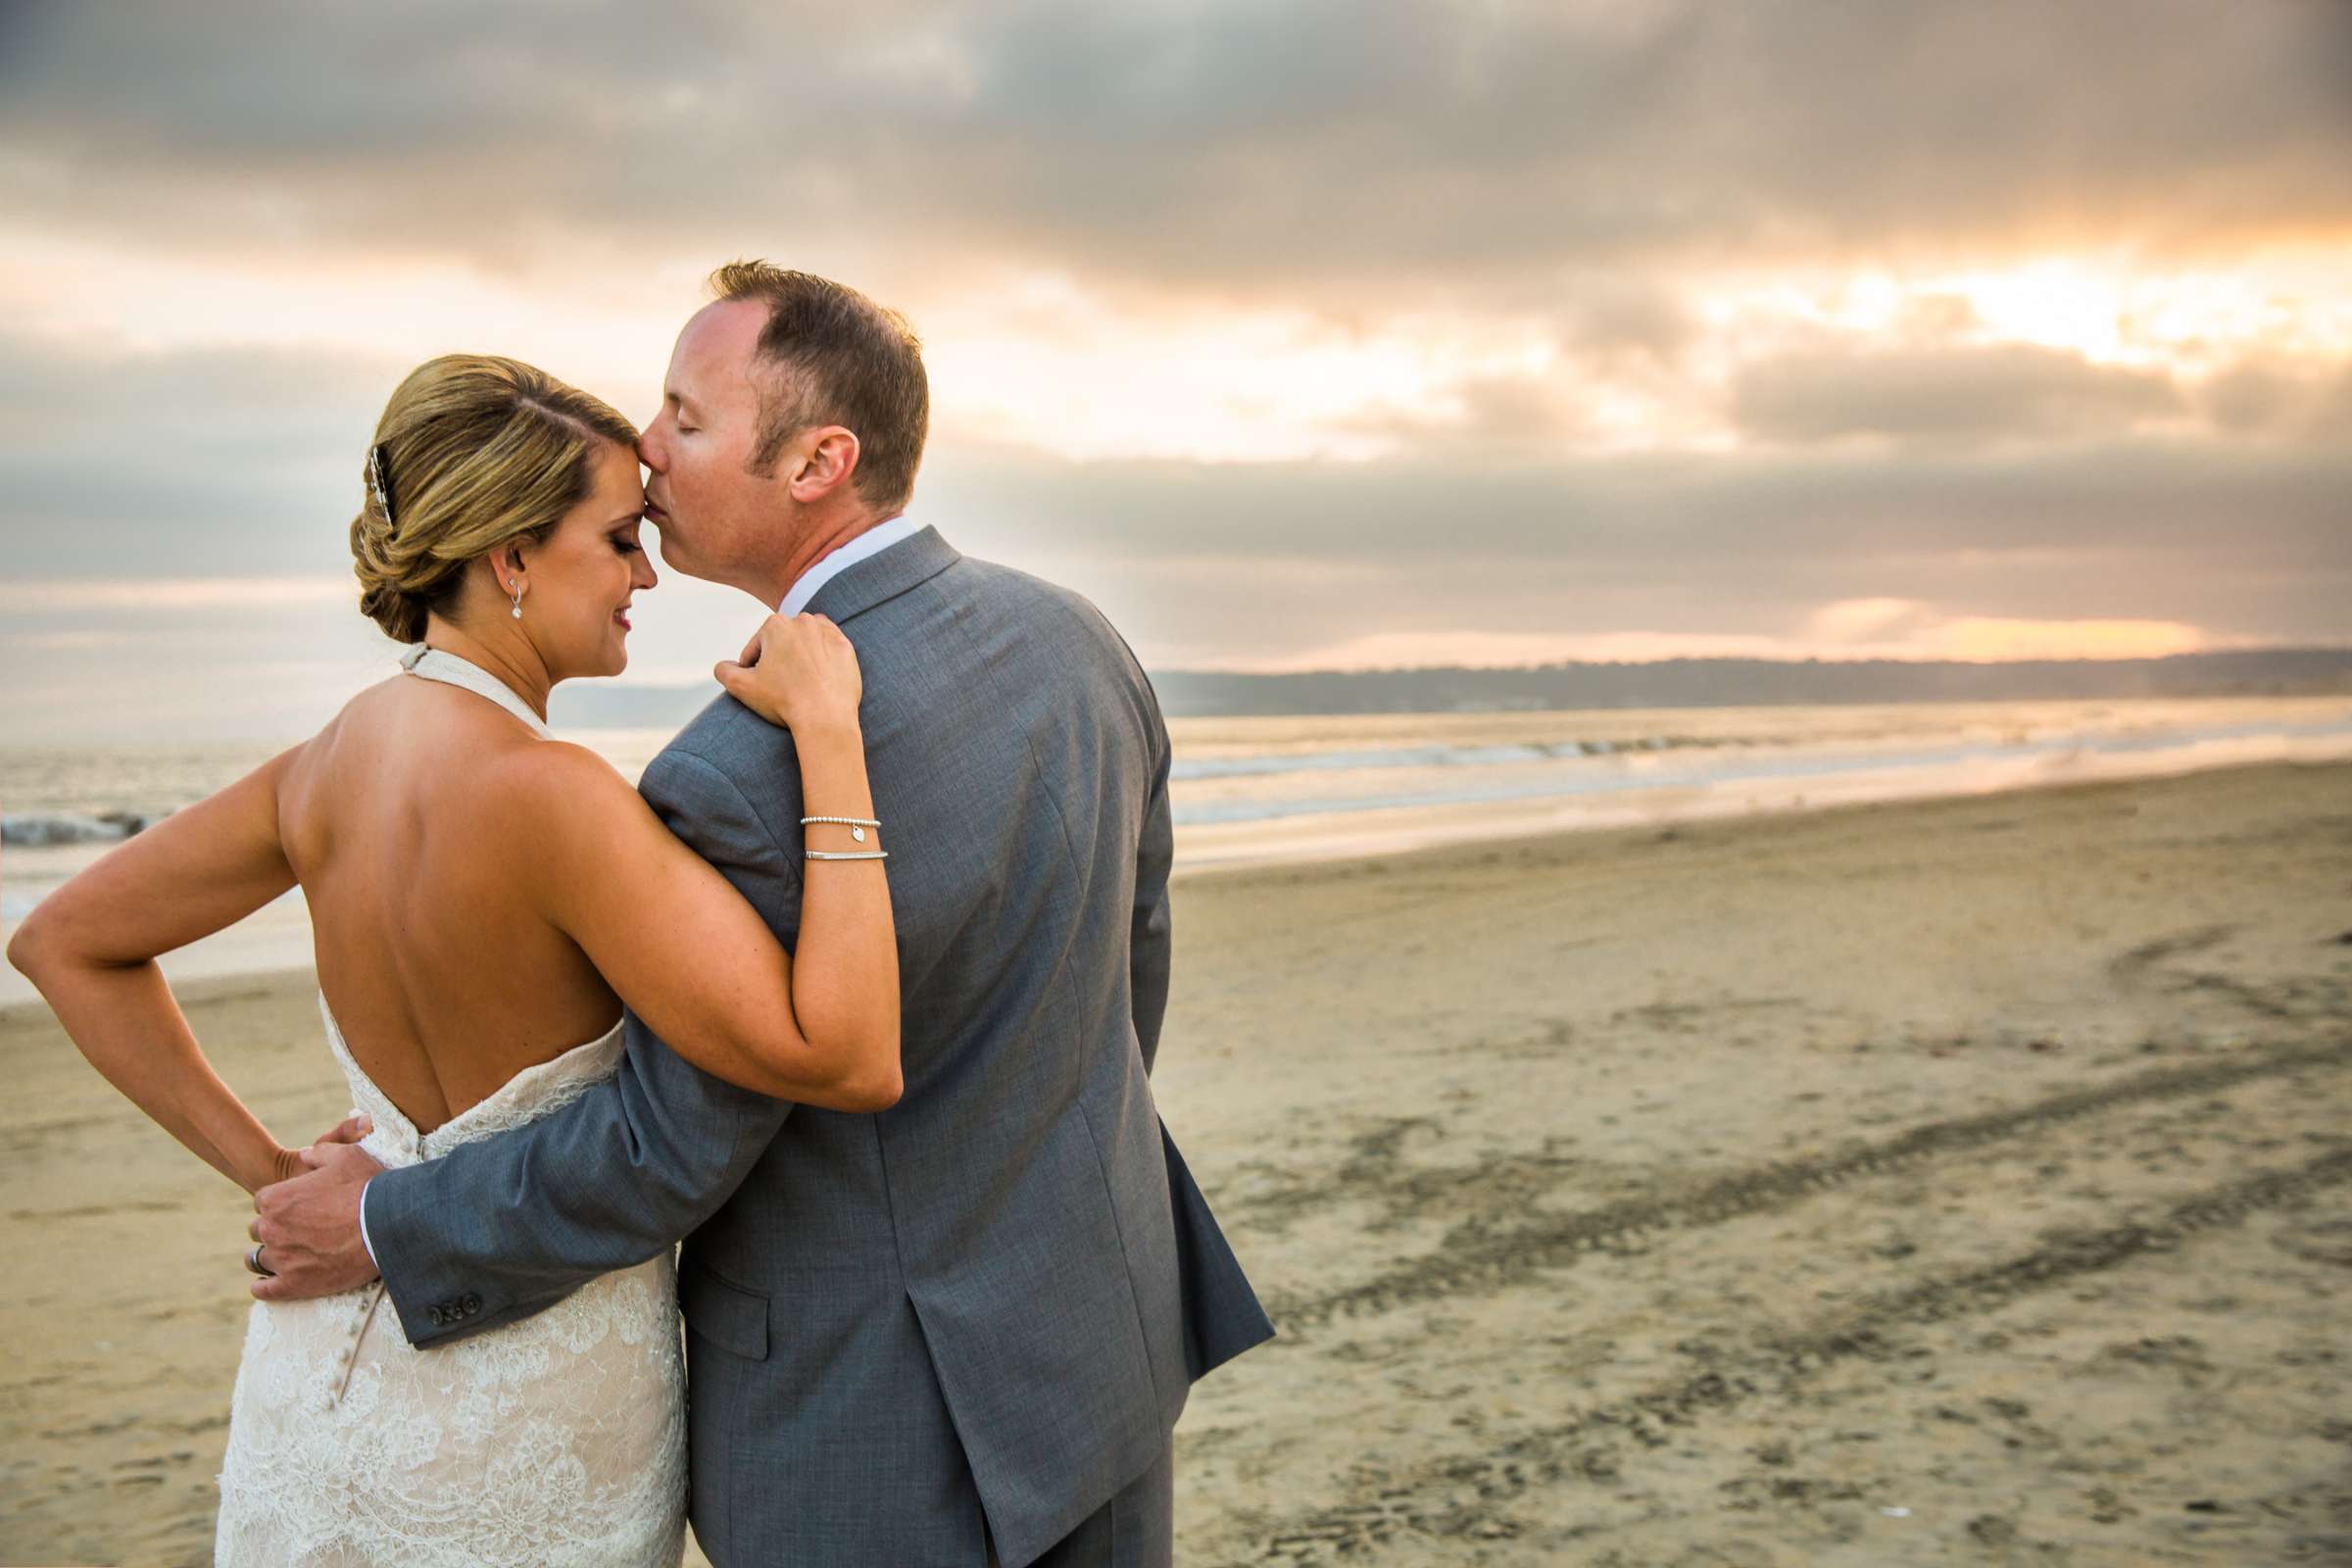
[{"xmin": 254, "ymin": 261, "xmax": 1273, "ymax": 1566}]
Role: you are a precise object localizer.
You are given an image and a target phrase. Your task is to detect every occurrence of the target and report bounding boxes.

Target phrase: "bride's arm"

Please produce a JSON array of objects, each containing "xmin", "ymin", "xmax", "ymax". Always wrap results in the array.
[
  {"xmin": 516, "ymin": 614, "xmax": 901, "ymax": 1110},
  {"xmin": 6, "ymin": 747, "xmax": 318, "ymax": 1194}
]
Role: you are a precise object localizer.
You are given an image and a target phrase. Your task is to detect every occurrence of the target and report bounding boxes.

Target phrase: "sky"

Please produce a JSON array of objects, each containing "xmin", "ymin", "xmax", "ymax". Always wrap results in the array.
[{"xmin": 2, "ymin": 0, "xmax": 2348, "ymax": 741}]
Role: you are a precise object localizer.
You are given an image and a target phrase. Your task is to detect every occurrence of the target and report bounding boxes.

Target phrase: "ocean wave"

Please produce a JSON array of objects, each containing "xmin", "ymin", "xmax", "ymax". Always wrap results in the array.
[
  {"xmin": 1169, "ymin": 712, "xmax": 2352, "ymax": 826},
  {"xmin": 1, "ymin": 809, "xmax": 168, "ymax": 847},
  {"xmin": 1165, "ymin": 705, "xmax": 2352, "ymax": 788}
]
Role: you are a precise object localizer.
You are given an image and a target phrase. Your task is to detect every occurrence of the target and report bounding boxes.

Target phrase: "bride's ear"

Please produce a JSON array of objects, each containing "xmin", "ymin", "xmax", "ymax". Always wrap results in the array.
[{"xmin": 489, "ymin": 540, "xmax": 530, "ymax": 593}]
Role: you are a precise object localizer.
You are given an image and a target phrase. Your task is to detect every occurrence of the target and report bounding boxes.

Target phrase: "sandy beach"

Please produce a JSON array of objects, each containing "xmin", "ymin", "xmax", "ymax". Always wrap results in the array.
[{"xmin": 5, "ymin": 759, "xmax": 2350, "ymax": 1565}]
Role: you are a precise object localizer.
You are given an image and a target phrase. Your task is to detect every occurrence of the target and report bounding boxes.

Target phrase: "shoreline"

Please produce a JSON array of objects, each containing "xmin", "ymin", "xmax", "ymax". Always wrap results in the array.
[
  {"xmin": 11, "ymin": 746, "xmax": 2349, "ymax": 1012},
  {"xmin": 1169, "ymin": 730, "xmax": 2352, "ymax": 874}
]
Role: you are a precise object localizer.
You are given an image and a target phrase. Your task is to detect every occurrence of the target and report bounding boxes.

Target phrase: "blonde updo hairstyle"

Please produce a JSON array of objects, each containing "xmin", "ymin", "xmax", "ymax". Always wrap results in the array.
[{"xmin": 351, "ymin": 355, "xmax": 639, "ymax": 643}]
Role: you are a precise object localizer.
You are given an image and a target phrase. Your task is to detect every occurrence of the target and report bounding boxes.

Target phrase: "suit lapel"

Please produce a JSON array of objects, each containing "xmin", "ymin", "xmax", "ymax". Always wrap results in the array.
[{"xmin": 805, "ymin": 525, "xmax": 961, "ymax": 625}]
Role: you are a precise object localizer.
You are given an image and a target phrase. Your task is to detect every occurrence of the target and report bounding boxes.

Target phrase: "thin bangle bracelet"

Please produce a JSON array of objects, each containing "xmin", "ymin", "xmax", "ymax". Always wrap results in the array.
[
  {"xmin": 805, "ymin": 850, "xmax": 890, "ymax": 861},
  {"xmin": 802, "ymin": 815, "xmax": 880, "ymax": 827}
]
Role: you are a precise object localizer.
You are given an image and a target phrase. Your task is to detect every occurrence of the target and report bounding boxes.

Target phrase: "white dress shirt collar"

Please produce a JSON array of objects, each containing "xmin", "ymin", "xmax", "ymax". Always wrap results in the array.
[{"xmin": 777, "ymin": 516, "xmax": 926, "ymax": 616}]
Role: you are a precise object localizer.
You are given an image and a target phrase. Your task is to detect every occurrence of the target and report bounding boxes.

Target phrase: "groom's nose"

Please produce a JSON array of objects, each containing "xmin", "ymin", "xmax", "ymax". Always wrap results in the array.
[{"xmin": 636, "ymin": 423, "xmax": 666, "ymax": 471}]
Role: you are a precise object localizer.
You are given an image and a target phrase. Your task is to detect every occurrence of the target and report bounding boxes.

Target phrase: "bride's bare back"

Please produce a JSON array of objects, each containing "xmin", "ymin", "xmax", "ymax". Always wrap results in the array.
[
  {"xmin": 281, "ymin": 674, "xmax": 627, "ymax": 1134},
  {"xmin": 10, "ymin": 606, "xmax": 898, "ymax": 1221}
]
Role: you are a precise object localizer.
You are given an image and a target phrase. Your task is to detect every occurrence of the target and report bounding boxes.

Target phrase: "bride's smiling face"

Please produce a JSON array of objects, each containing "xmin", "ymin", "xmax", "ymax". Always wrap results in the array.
[{"xmin": 501, "ymin": 440, "xmax": 658, "ymax": 680}]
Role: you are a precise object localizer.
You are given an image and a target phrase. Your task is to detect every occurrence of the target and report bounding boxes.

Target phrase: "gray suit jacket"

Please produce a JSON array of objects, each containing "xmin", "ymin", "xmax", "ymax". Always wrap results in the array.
[{"xmin": 366, "ymin": 526, "xmax": 1272, "ymax": 1567}]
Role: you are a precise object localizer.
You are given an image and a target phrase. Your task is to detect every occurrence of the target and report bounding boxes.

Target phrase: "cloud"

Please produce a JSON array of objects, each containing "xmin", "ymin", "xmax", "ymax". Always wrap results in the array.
[
  {"xmin": 930, "ymin": 434, "xmax": 2352, "ymax": 567},
  {"xmin": 918, "ymin": 436, "xmax": 2352, "ymax": 665},
  {"xmin": 0, "ymin": 327, "xmax": 653, "ymax": 571},
  {"xmin": 1800, "ymin": 599, "xmax": 2208, "ymax": 661},
  {"xmin": 1806, "ymin": 597, "xmax": 1930, "ymax": 645},
  {"xmin": 3, "ymin": 314, "xmax": 2341, "ymax": 639},
  {"xmin": 1729, "ymin": 343, "xmax": 2187, "ymax": 445},
  {"xmin": 5, "ymin": 315, "xmax": 2342, "ymax": 672},
  {"xmin": 0, "ymin": 331, "xmax": 407, "ymax": 572},
  {"xmin": 2195, "ymin": 357, "xmax": 2352, "ymax": 439},
  {"xmin": 0, "ymin": 576, "xmax": 353, "ymax": 612},
  {"xmin": 1256, "ymin": 612, "xmax": 2219, "ymax": 672},
  {"xmin": 3, "ymin": 1, "xmax": 2347, "ymax": 293},
  {"xmin": 1556, "ymin": 282, "xmax": 1699, "ymax": 370}
]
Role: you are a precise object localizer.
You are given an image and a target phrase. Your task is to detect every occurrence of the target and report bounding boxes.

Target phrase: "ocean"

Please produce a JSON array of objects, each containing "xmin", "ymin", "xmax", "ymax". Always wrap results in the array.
[{"xmin": 5, "ymin": 694, "xmax": 2350, "ymax": 1004}]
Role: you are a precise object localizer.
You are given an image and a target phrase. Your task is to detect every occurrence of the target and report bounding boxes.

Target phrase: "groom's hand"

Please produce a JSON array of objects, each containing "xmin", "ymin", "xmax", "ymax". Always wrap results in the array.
[{"xmin": 250, "ymin": 1143, "xmax": 383, "ymax": 1301}]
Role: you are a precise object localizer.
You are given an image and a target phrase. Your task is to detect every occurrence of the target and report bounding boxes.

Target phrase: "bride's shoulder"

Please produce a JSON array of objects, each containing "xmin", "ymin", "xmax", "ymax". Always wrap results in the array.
[
  {"xmin": 482, "ymin": 738, "xmax": 631, "ymax": 807},
  {"xmin": 467, "ymin": 741, "xmax": 657, "ymax": 870}
]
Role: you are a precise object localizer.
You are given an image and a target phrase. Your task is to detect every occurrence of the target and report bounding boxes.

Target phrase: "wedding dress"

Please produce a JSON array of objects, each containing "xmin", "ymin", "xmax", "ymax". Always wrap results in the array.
[{"xmin": 214, "ymin": 646, "xmax": 687, "ymax": 1566}]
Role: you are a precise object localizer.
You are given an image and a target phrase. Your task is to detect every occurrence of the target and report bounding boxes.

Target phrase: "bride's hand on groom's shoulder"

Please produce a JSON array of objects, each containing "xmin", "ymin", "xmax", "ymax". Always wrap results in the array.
[{"xmin": 715, "ymin": 612, "xmax": 863, "ymax": 740}]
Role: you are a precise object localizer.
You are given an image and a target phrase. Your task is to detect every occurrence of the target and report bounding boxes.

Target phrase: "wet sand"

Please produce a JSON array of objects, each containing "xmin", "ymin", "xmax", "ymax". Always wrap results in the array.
[{"xmin": 5, "ymin": 760, "xmax": 2350, "ymax": 1564}]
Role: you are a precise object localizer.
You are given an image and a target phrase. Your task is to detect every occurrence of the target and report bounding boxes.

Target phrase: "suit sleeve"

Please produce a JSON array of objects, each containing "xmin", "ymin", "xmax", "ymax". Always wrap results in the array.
[
  {"xmin": 1130, "ymin": 682, "xmax": 1175, "ymax": 1077},
  {"xmin": 364, "ymin": 746, "xmax": 800, "ymax": 1348}
]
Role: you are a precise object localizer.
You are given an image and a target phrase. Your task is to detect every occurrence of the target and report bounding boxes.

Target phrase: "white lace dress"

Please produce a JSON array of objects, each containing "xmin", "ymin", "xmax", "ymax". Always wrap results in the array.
[{"xmin": 214, "ymin": 647, "xmax": 687, "ymax": 1566}]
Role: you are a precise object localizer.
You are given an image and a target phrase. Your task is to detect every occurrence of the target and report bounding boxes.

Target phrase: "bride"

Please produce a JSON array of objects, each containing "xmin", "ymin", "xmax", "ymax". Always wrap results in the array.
[{"xmin": 5, "ymin": 354, "xmax": 902, "ymax": 1565}]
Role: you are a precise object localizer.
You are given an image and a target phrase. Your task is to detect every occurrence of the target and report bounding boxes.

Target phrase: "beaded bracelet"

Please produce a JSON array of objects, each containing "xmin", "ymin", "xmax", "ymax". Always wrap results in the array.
[{"xmin": 803, "ymin": 812, "xmax": 880, "ymax": 846}]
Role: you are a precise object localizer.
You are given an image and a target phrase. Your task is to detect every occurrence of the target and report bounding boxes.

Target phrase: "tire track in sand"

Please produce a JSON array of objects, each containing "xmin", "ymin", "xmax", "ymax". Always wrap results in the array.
[
  {"xmin": 1246, "ymin": 1145, "xmax": 2352, "ymax": 1564},
  {"xmin": 1263, "ymin": 1036, "xmax": 2352, "ymax": 1333}
]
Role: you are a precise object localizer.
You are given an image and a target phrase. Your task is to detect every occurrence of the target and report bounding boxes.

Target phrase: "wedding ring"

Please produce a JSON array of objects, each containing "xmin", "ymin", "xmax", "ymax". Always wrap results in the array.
[{"xmin": 244, "ymin": 1244, "xmax": 276, "ymax": 1279}]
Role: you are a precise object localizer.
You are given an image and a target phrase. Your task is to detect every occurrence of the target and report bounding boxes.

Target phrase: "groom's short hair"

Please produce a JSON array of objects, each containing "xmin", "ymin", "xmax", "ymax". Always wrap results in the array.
[{"xmin": 709, "ymin": 261, "xmax": 929, "ymax": 512}]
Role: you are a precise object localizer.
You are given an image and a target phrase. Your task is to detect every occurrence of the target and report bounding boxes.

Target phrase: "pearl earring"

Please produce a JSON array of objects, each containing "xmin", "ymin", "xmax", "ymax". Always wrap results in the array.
[{"xmin": 510, "ymin": 581, "xmax": 524, "ymax": 619}]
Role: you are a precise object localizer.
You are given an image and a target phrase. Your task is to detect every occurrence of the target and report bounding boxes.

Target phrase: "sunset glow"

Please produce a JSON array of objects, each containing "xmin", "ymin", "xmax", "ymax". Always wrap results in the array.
[
  {"xmin": 2, "ymin": 1, "xmax": 2346, "ymax": 740},
  {"xmin": 1246, "ymin": 614, "xmax": 2219, "ymax": 675}
]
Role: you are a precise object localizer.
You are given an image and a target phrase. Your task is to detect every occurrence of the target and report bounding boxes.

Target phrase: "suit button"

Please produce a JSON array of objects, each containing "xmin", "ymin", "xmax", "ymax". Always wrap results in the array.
[{"xmin": 462, "ymin": 1293, "xmax": 482, "ymax": 1315}]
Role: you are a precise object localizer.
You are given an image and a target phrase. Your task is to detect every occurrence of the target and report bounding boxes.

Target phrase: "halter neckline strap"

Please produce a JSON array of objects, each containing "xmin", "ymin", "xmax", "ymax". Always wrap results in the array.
[{"xmin": 399, "ymin": 644, "xmax": 552, "ymax": 738}]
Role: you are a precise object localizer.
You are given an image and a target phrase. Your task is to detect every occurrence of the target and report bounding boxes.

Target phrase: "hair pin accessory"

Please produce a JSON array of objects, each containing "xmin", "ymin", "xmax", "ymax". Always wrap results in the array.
[{"xmin": 367, "ymin": 442, "xmax": 397, "ymax": 529}]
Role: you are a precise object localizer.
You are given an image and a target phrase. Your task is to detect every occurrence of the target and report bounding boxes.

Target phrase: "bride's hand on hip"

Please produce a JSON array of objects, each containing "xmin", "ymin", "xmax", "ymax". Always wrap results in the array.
[
  {"xmin": 716, "ymin": 612, "xmax": 863, "ymax": 738},
  {"xmin": 263, "ymin": 1108, "xmax": 373, "ymax": 1188},
  {"xmin": 249, "ymin": 1142, "xmax": 384, "ymax": 1301}
]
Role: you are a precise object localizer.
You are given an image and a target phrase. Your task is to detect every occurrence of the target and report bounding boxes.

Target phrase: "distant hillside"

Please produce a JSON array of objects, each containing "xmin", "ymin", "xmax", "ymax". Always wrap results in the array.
[
  {"xmin": 551, "ymin": 647, "xmax": 2352, "ymax": 728},
  {"xmin": 1150, "ymin": 648, "xmax": 2352, "ymax": 717}
]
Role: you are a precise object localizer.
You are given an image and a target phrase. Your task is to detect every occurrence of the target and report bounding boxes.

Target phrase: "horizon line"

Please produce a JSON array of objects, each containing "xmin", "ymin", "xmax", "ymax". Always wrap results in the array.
[{"xmin": 581, "ymin": 644, "xmax": 2352, "ymax": 689}]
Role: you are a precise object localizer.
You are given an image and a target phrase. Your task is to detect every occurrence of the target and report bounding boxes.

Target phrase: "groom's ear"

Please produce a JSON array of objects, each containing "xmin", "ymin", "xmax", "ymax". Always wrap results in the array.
[{"xmin": 787, "ymin": 425, "xmax": 861, "ymax": 503}]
